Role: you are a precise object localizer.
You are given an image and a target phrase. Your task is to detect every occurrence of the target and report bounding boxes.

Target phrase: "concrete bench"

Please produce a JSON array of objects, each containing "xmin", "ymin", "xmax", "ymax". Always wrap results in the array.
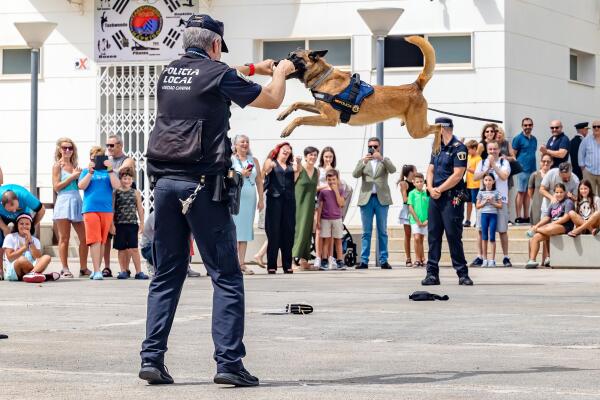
[{"xmin": 549, "ymin": 234, "xmax": 600, "ymax": 268}]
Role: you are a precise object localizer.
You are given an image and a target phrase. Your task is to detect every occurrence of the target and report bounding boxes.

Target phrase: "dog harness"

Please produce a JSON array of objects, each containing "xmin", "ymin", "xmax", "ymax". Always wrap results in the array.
[{"xmin": 311, "ymin": 73, "xmax": 374, "ymax": 123}]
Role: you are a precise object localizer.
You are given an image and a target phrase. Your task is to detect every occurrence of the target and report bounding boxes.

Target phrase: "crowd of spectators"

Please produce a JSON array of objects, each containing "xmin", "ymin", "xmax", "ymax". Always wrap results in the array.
[{"xmin": 1, "ymin": 116, "xmax": 600, "ymax": 280}]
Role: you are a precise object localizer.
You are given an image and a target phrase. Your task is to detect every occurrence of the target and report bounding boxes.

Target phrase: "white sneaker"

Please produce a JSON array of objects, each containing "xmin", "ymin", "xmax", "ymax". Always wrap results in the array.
[
  {"xmin": 328, "ymin": 257, "xmax": 337, "ymax": 269},
  {"xmin": 488, "ymin": 260, "xmax": 496, "ymax": 267},
  {"xmin": 313, "ymin": 257, "xmax": 321, "ymax": 268},
  {"xmin": 481, "ymin": 259, "xmax": 489, "ymax": 267},
  {"xmin": 543, "ymin": 257, "xmax": 551, "ymax": 267}
]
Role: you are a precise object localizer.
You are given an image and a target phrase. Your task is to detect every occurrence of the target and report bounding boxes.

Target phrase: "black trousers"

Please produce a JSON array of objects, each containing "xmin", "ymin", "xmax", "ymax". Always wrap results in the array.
[
  {"xmin": 265, "ymin": 195, "xmax": 296, "ymax": 271},
  {"xmin": 140, "ymin": 178, "xmax": 246, "ymax": 373},
  {"xmin": 426, "ymin": 192, "xmax": 468, "ymax": 278}
]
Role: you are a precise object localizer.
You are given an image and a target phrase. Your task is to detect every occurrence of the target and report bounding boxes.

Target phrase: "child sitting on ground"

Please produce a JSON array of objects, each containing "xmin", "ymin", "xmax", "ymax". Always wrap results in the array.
[
  {"xmin": 317, "ymin": 169, "xmax": 346, "ymax": 270},
  {"xmin": 476, "ymin": 173, "xmax": 503, "ymax": 267},
  {"xmin": 407, "ymin": 173, "xmax": 429, "ymax": 267},
  {"xmin": 111, "ymin": 167, "xmax": 148, "ymax": 280},
  {"xmin": 2, "ymin": 214, "xmax": 57, "ymax": 283}
]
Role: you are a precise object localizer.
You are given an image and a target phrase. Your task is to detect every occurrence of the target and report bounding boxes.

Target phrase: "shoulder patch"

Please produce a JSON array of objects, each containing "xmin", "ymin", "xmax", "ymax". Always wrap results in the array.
[
  {"xmin": 457, "ymin": 151, "xmax": 467, "ymax": 161},
  {"xmin": 236, "ymin": 70, "xmax": 250, "ymax": 82}
]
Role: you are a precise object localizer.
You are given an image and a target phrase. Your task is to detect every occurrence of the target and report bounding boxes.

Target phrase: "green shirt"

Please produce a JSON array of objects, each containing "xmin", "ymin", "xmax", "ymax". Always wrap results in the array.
[{"xmin": 407, "ymin": 188, "xmax": 429, "ymax": 225}]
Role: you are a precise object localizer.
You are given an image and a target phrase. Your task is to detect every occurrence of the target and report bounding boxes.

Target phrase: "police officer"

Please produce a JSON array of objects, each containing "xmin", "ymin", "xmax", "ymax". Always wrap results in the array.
[
  {"xmin": 422, "ymin": 117, "xmax": 474, "ymax": 286},
  {"xmin": 138, "ymin": 14, "xmax": 295, "ymax": 387}
]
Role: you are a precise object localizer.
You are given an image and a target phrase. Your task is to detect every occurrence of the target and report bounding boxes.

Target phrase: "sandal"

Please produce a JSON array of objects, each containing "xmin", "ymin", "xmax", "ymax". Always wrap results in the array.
[
  {"xmin": 61, "ymin": 269, "xmax": 74, "ymax": 278},
  {"xmin": 267, "ymin": 268, "xmax": 276, "ymax": 274},
  {"xmin": 405, "ymin": 259, "xmax": 413, "ymax": 268},
  {"xmin": 414, "ymin": 261, "xmax": 423, "ymax": 268},
  {"xmin": 79, "ymin": 268, "xmax": 92, "ymax": 277},
  {"xmin": 240, "ymin": 265, "xmax": 255, "ymax": 275},
  {"xmin": 253, "ymin": 255, "xmax": 266, "ymax": 268},
  {"xmin": 102, "ymin": 267, "xmax": 113, "ymax": 278}
]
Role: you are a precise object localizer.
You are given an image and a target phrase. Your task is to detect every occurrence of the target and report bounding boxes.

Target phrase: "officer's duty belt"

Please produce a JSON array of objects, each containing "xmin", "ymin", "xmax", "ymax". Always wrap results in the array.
[{"xmin": 159, "ymin": 174, "xmax": 220, "ymax": 186}]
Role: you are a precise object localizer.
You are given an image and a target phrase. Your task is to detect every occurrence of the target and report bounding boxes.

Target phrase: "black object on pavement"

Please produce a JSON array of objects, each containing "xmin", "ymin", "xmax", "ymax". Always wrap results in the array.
[{"xmin": 409, "ymin": 291, "xmax": 449, "ymax": 301}]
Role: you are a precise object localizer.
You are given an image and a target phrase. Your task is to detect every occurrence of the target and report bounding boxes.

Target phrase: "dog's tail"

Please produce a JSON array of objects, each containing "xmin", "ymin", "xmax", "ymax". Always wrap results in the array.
[{"xmin": 404, "ymin": 36, "xmax": 436, "ymax": 90}]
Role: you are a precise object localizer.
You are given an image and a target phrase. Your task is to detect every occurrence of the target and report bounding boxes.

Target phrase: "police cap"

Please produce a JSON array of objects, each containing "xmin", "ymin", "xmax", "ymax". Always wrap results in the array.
[
  {"xmin": 185, "ymin": 14, "xmax": 229, "ymax": 53},
  {"xmin": 574, "ymin": 122, "xmax": 589, "ymax": 130},
  {"xmin": 435, "ymin": 117, "xmax": 454, "ymax": 128}
]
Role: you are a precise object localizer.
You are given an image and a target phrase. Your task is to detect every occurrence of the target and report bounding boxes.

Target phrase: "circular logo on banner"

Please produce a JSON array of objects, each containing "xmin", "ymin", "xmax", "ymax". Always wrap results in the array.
[{"xmin": 129, "ymin": 5, "xmax": 162, "ymax": 41}]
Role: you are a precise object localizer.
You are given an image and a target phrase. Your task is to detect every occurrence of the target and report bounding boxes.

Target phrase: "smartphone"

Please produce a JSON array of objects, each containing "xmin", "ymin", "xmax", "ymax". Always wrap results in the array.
[
  {"xmin": 368, "ymin": 147, "xmax": 375, "ymax": 155},
  {"xmin": 247, "ymin": 163, "xmax": 254, "ymax": 171},
  {"xmin": 94, "ymin": 155, "xmax": 108, "ymax": 171}
]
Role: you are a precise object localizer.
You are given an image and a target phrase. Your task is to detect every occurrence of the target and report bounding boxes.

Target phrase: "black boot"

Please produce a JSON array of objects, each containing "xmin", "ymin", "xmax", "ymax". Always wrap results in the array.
[
  {"xmin": 214, "ymin": 368, "xmax": 259, "ymax": 387},
  {"xmin": 459, "ymin": 275, "xmax": 474, "ymax": 286},
  {"xmin": 421, "ymin": 275, "xmax": 441, "ymax": 285},
  {"xmin": 139, "ymin": 362, "xmax": 174, "ymax": 384}
]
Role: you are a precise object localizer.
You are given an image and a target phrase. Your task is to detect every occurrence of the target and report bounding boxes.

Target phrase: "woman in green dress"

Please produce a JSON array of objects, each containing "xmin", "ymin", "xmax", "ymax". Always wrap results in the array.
[{"xmin": 293, "ymin": 146, "xmax": 320, "ymax": 270}]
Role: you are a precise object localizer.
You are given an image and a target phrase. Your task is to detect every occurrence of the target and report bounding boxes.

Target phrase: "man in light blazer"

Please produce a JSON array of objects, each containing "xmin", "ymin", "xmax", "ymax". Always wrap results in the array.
[{"xmin": 352, "ymin": 137, "xmax": 396, "ymax": 269}]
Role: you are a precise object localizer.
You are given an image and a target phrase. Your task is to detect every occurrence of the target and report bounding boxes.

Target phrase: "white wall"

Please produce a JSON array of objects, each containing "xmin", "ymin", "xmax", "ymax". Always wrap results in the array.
[
  {"xmin": 505, "ymin": 0, "xmax": 600, "ymax": 141},
  {"xmin": 0, "ymin": 0, "xmax": 97, "ymax": 203}
]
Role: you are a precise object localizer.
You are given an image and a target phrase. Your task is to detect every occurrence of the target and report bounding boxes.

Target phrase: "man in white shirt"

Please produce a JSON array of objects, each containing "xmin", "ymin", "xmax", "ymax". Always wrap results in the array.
[
  {"xmin": 539, "ymin": 162, "xmax": 579, "ymax": 214},
  {"xmin": 473, "ymin": 141, "xmax": 512, "ymax": 267}
]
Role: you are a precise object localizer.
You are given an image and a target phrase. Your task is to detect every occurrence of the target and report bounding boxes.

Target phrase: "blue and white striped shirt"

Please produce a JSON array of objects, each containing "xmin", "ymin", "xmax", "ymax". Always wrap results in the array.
[{"xmin": 578, "ymin": 134, "xmax": 600, "ymax": 175}]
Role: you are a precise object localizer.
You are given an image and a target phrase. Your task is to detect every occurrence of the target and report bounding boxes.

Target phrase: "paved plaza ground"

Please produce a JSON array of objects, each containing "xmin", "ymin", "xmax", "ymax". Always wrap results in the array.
[{"xmin": 1, "ymin": 262, "xmax": 599, "ymax": 400}]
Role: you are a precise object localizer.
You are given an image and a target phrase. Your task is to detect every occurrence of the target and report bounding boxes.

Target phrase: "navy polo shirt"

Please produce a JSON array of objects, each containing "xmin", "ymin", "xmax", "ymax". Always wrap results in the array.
[
  {"xmin": 546, "ymin": 132, "xmax": 570, "ymax": 168},
  {"xmin": 220, "ymin": 69, "xmax": 262, "ymax": 108},
  {"xmin": 430, "ymin": 135, "xmax": 468, "ymax": 187}
]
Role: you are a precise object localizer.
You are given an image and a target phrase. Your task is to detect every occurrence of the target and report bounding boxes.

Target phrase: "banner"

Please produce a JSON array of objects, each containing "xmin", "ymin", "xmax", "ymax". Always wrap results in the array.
[{"xmin": 94, "ymin": 0, "xmax": 198, "ymax": 63}]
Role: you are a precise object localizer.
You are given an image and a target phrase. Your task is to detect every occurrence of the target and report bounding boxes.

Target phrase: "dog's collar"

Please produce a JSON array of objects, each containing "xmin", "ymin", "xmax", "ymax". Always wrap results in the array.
[{"xmin": 307, "ymin": 67, "xmax": 334, "ymax": 90}]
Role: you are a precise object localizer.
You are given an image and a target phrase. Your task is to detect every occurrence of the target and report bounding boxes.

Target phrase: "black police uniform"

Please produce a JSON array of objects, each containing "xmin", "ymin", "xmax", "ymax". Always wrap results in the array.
[
  {"xmin": 140, "ymin": 46, "xmax": 261, "ymax": 375},
  {"xmin": 424, "ymin": 120, "xmax": 471, "ymax": 284}
]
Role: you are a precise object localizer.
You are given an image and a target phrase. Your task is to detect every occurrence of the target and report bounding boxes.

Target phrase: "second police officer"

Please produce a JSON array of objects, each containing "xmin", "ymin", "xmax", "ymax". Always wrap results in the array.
[
  {"xmin": 138, "ymin": 14, "xmax": 295, "ymax": 387},
  {"xmin": 423, "ymin": 117, "xmax": 474, "ymax": 286}
]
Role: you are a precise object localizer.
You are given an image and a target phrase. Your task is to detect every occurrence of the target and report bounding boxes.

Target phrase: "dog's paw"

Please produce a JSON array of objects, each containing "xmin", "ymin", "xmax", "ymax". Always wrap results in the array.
[
  {"xmin": 276, "ymin": 111, "xmax": 290, "ymax": 121},
  {"xmin": 280, "ymin": 126, "xmax": 294, "ymax": 138}
]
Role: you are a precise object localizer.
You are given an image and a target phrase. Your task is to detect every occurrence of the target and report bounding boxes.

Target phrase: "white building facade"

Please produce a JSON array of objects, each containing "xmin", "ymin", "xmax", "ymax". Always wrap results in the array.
[{"xmin": 1, "ymin": 0, "xmax": 599, "ymax": 224}]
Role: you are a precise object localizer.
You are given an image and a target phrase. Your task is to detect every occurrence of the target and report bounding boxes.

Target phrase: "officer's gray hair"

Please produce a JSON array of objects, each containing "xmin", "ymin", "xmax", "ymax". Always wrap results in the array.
[{"xmin": 183, "ymin": 27, "xmax": 220, "ymax": 53}]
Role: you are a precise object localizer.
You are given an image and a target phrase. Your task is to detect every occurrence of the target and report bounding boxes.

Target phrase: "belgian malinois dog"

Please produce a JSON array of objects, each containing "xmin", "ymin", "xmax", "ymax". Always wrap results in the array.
[{"xmin": 277, "ymin": 36, "xmax": 441, "ymax": 152}]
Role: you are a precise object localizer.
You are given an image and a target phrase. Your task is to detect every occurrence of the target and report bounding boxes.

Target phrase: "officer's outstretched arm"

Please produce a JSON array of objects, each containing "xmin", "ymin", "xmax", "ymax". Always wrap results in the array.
[{"xmin": 249, "ymin": 60, "xmax": 295, "ymax": 109}]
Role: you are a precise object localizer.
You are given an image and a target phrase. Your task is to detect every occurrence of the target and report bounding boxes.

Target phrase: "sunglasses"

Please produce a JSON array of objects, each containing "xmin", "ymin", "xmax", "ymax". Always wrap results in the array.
[
  {"xmin": 593, "ymin": 126, "xmax": 600, "ymax": 129},
  {"xmin": 61, "ymin": 146, "xmax": 74, "ymax": 151},
  {"xmin": 550, "ymin": 126, "xmax": 561, "ymax": 130},
  {"xmin": 106, "ymin": 143, "xmax": 118, "ymax": 148},
  {"xmin": 523, "ymin": 124, "xmax": 533, "ymax": 127}
]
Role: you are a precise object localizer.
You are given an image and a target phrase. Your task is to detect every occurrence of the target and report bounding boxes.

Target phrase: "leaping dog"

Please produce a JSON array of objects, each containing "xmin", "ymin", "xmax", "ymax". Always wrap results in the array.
[{"xmin": 276, "ymin": 36, "xmax": 442, "ymax": 152}]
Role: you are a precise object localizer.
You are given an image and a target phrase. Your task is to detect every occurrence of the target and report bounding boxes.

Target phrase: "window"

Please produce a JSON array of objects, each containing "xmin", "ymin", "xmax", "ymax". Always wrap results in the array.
[
  {"xmin": 263, "ymin": 40, "xmax": 305, "ymax": 62},
  {"xmin": 569, "ymin": 49, "xmax": 595, "ymax": 86},
  {"xmin": 1, "ymin": 48, "xmax": 40, "ymax": 78},
  {"xmin": 308, "ymin": 39, "xmax": 351, "ymax": 67},
  {"xmin": 384, "ymin": 34, "xmax": 472, "ymax": 68},
  {"xmin": 429, "ymin": 35, "xmax": 471, "ymax": 64},
  {"xmin": 262, "ymin": 38, "xmax": 351, "ymax": 67},
  {"xmin": 570, "ymin": 54, "xmax": 578, "ymax": 81}
]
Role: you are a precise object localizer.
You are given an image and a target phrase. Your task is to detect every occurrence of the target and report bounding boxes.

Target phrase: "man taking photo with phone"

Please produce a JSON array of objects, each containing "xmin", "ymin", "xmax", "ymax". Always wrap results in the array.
[{"xmin": 352, "ymin": 137, "xmax": 396, "ymax": 269}]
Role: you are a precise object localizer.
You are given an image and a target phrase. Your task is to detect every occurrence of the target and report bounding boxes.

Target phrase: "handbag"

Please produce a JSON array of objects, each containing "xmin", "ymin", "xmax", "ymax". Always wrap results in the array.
[{"xmin": 509, "ymin": 159, "xmax": 523, "ymax": 177}]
